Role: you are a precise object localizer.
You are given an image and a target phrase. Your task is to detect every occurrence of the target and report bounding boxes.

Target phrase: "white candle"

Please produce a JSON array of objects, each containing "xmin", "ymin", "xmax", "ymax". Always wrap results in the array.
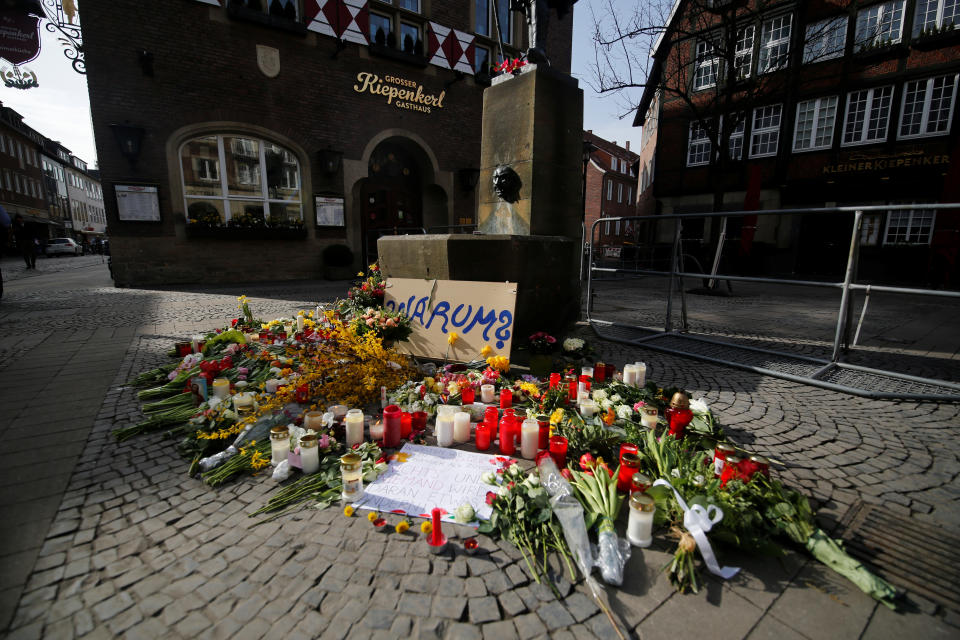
[
  {"xmin": 520, "ymin": 419, "xmax": 540, "ymax": 459},
  {"xmin": 453, "ymin": 412, "xmax": 471, "ymax": 443},
  {"xmin": 581, "ymin": 366, "xmax": 594, "ymax": 378},
  {"xmin": 270, "ymin": 427, "xmax": 290, "ymax": 465},
  {"xmin": 623, "ymin": 364, "xmax": 638, "ymax": 386},
  {"xmin": 212, "ymin": 378, "xmax": 231, "ymax": 400},
  {"xmin": 327, "ymin": 405, "xmax": 348, "ymax": 419},
  {"xmin": 315, "ymin": 305, "xmax": 323, "ymax": 320},
  {"xmin": 640, "ymin": 406, "xmax": 658, "ymax": 428},
  {"xmin": 191, "ymin": 335, "xmax": 203, "ymax": 353},
  {"xmin": 345, "ymin": 409, "xmax": 364, "ymax": 448},
  {"xmin": 578, "ymin": 381, "xmax": 589, "ymax": 397},
  {"xmin": 436, "ymin": 405, "xmax": 457, "ymax": 418},
  {"xmin": 627, "ymin": 493, "xmax": 656, "ymax": 547},
  {"xmin": 297, "ymin": 315, "xmax": 305, "ymax": 332},
  {"xmin": 233, "ymin": 392, "xmax": 254, "ymax": 411},
  {"xmin": 480, "ymin": 384, "xmax": 495, "ymax": 403},
  {"xmin": 369, "ymin": 419, "xmax": 384, "ymax": 441},
  {"xmin": 300, "ymin": 435, "xmax": 319, "ymax": 474},
  {"xmin": 635, "ymin": 362, "xmax": 647, "ymax": 386},
  {"xmin": 579, "ymin": 400, "xmax": 599, "ymax": 418},
  {"xmin": 436, "ymin": 415, "xmax": 454, "ymax": 447},
  {"xmin": 303, "ymin": 410, "xmax": 325, "ymax": 429}
]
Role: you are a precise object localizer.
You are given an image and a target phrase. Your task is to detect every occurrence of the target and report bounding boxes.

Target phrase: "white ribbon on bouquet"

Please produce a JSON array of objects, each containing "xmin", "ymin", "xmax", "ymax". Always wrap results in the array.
[{"xmin": 653, "ymin": 479, "xmax": 740, "ymax": 580}]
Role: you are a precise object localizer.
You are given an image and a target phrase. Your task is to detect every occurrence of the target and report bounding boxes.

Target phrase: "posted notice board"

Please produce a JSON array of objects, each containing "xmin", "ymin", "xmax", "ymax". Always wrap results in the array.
[{"xmin": 115, "ymin": 185, "xmax": 160, "ymax": 222}]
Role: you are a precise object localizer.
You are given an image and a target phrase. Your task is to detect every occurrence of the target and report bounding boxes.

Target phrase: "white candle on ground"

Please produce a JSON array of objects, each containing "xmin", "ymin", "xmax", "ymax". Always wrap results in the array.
[
  {"xmin": 581, "ymin": 366, "xmax": 594, "ymax": 378},
  {"xmin": 623, "ymin": 364, "xmax": 638, "ymax": 386},
  {"xmin": 436, "ymin": 405, "xmax": 457, "ymax": 418},
  {"xmin": 315, "ymin": 305, "xmax": 323, "ymax": 320},
  {"xmin": 436, "ymin": 415, "xmax": 454, "ymax": 447},
  {"xmin": 303, "ymin": 410, "xmax": 325, "ymax": 429},
  {"xmin": 212, "ymin": 378, "xmax": 230, "ymax": 400},
  {"xmin": 520, "ymin": 419, "xmax": 540, "ymax": 459},
  {"xmin": 480, "ymin": 384, "xmax": 495, "ymax": 403},
  {"xmin": 369, "ymin": 419, "xmax": 384, "ymax": 441},
  {"xmin": 345, "ymin": 409, "xmax": 364, "ymax": 448},
  {"xmin": 635, "ymin": 362, "xmax": 647, "ymax": 387},
  {"xmin": 297, "ymin": 315, "xmax": 305, "ymax": 332},
  {"xmin": 453, "ymin": 412, "xmax": 471, "ymax": 443},
  {"xmin": 300, "ymin": 435, "xmax": 320, "ymax": 474},
  {"xmin": 627, "ymin": 493, "xmax": 656, "ymax": 547},
  {"xmin": 640, "ymin": 406, "xmax": 658, "ymax": 428},
  {"xmin": 579, "ymin": 400, "xmax": 599, "ymax": 418}
]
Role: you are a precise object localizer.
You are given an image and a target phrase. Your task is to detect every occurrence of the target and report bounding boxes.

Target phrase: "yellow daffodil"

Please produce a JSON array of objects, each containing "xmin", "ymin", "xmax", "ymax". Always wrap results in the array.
[
  {"xmin": 357, "ymin": 272, "xmax": 365, "ymax": 277},
  {"xmin": 480, "ymin": 345, "xmax": 493, "ymax": 358},
  {"xmin": 447, "ymin": 332, "xmax": 459, "ymax": 346},
  {"xmin": 550, "ymin": 408, "xmax": 565, "ymax": 425},
  {"xmin": 343, "ymin": 505, "xmax": 355, "ymax": 517},
  {"xmin": 486, "ymin": 356, "xmax": 510, "ymax": 372}
]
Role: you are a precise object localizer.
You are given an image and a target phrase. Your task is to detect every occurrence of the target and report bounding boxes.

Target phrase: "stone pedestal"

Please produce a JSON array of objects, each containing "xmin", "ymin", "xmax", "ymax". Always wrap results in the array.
[
  {"xmin": 477, "ymin": 66, "xmax": 584, "ymax": 239},
  {"xmin": 377, "ymin": 234, "xmax": 579, "ymax": 341}
]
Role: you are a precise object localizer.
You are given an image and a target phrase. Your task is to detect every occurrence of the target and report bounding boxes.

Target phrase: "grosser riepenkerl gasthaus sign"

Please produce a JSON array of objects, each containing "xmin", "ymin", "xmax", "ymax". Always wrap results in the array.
[{"xmin": 353, "ymin": 72, "xmax": 446, "ymax": 114}]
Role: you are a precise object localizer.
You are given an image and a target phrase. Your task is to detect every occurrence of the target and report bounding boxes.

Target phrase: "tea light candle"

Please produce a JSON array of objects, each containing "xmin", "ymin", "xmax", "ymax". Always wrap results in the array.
[
  {"xmin": 212, "ymin": 378, "xmax": 230, "ymax": 400},
  {"xmin": 453, "ymin": 412, "xmax": 471, "ymax": 443},
  {"xmin": 345, "ymin": 409, "xmax": 364, "ymax": 448},
  {"xmin": 520, "ymin": 419, "xmax": 540, "ymax": 459},
  {"xmin": 300, "ymin": 434, "xmax": 319, "ymax": 474},
  {"xmin": 480, "ymin": 384, "xmax": 495, "ymax": 403},
  {"xmin": 436, "ymin": 414, "xmax": 454, "ymax": 447},
  {"xmin": 369, "ymin": 419, "xmax": 384, "ymax": 441},
  {"xmin": 270, "ymin": 426, "xmax": 290, "ymax": 465},
  {"xmin": 303, "ymin": 410, "xmax": 326, "ymax": 430}
]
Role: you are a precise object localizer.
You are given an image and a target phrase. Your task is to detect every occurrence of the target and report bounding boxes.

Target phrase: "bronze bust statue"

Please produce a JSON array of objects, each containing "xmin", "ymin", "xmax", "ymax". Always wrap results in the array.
[{"xmin": 510, "ymin": 0, "xmax": 578, "ymax": 65}]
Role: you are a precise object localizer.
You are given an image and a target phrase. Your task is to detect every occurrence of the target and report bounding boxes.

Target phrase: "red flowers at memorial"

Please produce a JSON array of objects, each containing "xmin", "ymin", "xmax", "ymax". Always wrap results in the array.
[{"xmin": 494, "ymin": 58, "xmax": 527, "ymax": 75}]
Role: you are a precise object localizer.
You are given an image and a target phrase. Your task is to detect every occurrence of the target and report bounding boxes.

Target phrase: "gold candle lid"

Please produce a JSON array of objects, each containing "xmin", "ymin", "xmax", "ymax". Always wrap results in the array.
[
  {"xmin": 630, "ymin": 492, "xmax": 656, "ymax": 512},
  {"xmin": 270, "ymin": 425, "xmax": 289, "ymax": 436},
  {"xmin": 669, "ymin": 392, "xmax": 690, "ymax": 409},
  {"xmin": 300, "ymin": 434, "xmax": 318, "ymax": 449},
  {"xmin": 749, "ymin": 454, "xmax": 770, "ymax": 465},
  {"xmin": 620, "ymin": 452, "xmax": 641, "ymax": 467},
  {"xmin": 725, "ymin": 455, "xmax": 743, "ymax": 465},
  {"xmin": 716, "ymin": 443, "xmax": 736, "ymax": 455},
  {"xmin": 340, "ymin": 452, "xmax": 361, "ymax": 468},
  {"xmin": 631, "ymin": 472, "xmax": 652, "ymax": 487}
]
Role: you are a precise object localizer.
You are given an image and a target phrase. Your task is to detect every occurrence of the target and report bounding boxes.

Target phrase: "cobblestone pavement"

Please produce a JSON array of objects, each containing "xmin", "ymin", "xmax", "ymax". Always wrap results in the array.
[{"xmin": 1, "ymin": 262, "xmax": 959, "ymax": 639}]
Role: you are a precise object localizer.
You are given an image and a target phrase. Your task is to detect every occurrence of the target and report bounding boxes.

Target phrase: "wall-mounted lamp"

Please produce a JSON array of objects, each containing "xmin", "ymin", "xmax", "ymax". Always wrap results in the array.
[
  {"xmin": 458, "ymin": 168, "xmax": 480, "ymax": 191},
  {"xmin": 109, "ymin": 123, "xmax": 145, "ymax": 167},
  {"xmin": 582, "ymin": 141, "xmax": 596, "ymax": 164},
  {"xmin": 318, "ymin": 148, "xmax": 343, "ymax": 175}
]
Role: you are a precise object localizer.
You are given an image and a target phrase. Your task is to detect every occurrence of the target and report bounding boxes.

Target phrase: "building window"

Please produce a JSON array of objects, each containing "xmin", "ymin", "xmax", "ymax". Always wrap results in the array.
[
  {"xmin": 842, "ymin": 86, "xmax": 893, "ymax": 145},
  {"xmin": 898, "ymin": 74, "xmax": 958, "ymax": 138},
  {"xmin": 606, "ymin": 180, "xmax": 613, "ymax": 200},
  {"xmin": 793, "ymin": 96, "xmax": 838, "ymax": 151},
  {"xmin": 734, "ymin": 26, "xmax": 755, "ymax": 80},
  {"xmin": 693, "ymin": 39, "xmax": 720, "ymax": 90},
  {"xmin": 884, "ymin": 207, "xmax": 935, "ymax": 244},
  {"xmin": 687, "ymin": 121, "xmax": 712, "ymax": 166},
  {"xmin": 180, "ymin": 134, "xmax": 303, "ymax": 227},
  {"xmin": 750, "ymin": 105, "xmax": 782, "ymax": 157},
  {"xmin": 728, "ymin": 114, "xmax": 746, "ymax": 160},
  {"xmin": 615, "ymin": 220, "xmax": 621, "ymax": 235},
  {"xmin": 913, "ymin": 0, "xmax": 959, "ymax": 35},
  {"xmin": 617, "ymin": 183, "xmax": 623, "ymax": 203},
  {"xmin": 855, "ymin": 1, "xmax": 905, "ymax": 51},
  {"xmin": 611, "ymin": 155, "xmax": 617, "ymax": 170},
  {"xmin": 627, "ymin": 186, "xmax": 633, "ymax": 203},
  {"xmin": 396, "ymin": 0, "xmax": 420, "ymax": 12},
  {"xmin": 804, "ymin": 17, "xmax": 847, "ymax": 63},
  {"xmin": 474, "ymin": 44, "xmax": 491, "ymax": 74},
  {"xmin": 399, "ymin": 21, "xmax": 421, "ymax": 53},
  {"xmin": 370, "ymin": 12, "xmax": 393, "ymax": 44},
  {"xmin": 759, "ymin": 14, "xmax": 792, "ymax": 73},
  {"xmin": 475, "ymin": 0, "xmax": 512, "ymax": 43},
  {"xmin": 604, "ymin": 218, "xmax": 611, "ymax": 235}
]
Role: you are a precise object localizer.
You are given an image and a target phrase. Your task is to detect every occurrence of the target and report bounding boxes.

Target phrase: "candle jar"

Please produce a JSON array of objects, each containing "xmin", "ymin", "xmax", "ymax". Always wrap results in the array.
[
  {"xmin": 631, "ymin": 472, "xmax": 653, "ymax": 494},
  {"xmin": 579, "ymin": 399, "xmax": 599, "ymax": 418},
  {"xmin": 617, "ymin": 453, "xmax": 641, "ymax": 492},
  {"xmin": 270, "ymin": 426, "xmax": 290, "ymax": 466},
  {"xmin": 436, "ymin": 414, "xmax": 455, "ymax": 447},
  {"xmin": 480, "ymin": 384, "xmax": 495, "ymax": 403},
  {"xmin": 593, "ymin": 363, "xmax": 607, "ymax": 382},
  {"xmin": 639, "ymin": 405, "xmax": 658, "ymax": 428},
  {"xmin": 411, "ymin": 411, "xmax": 428, "ymax": 432},
  {"xmin": 626, "ymin": 492, "xmax": 656, "ymax": 547},
  {"xmin": 212, "ymin": 377, "xmax": 231, "ymax": 400},
  {"xmin": 340, "ymin": 453, "xmax": 363, "ymax": 501},
  {"xmin": 622, "ymin": 364, "xmax": 638, "ymax": 386},
  {"xmin": 461, "ymin": 386, "xmax": 475, "ymax": 405},
  {"xmin": 436, "ymin": 405, "xmax": 457, "ymax": 418},
  {"xmin": 176, "ymin": 341, "xmax": 191, "ymax": 357},
  {"xmin": 484, "ymin": 406, "xmax": 499, "ymax": 426},
  {"xmin": 565, "ymin": 375, "xmax": 577, "ymax": 403},
  {"xmin": 548, "ymin": 436, "xmax": 568, "ymax": 469},
  {"xmin": 581, "ymin": 366, "xmax": 594, "ymax": 379},
  {"xmin": 741, "ymin": 454, "xmax": 770, "ymax": 480},
  {"xmin": 303, "ymin": 410, "xmax": 325, "ymax": 430},
  {"xmin": 720, "ymin": 455, "xmax": 744, "ymax": 486},
  {"xmin": 549, "ymin": 373, "xmax": 561, "ymax": 389},
  {"xmin": 369, "ymin": 419, "xmax": 385, "ymax": 441},
  {"xmin": 327, "ymin": 405, "xmax": 348, "ymax": 420},
  {"xmin": 475, "ymin": 423, "xmax": 492, "ymax": 451},
  {"xmin": 536, "ymin": 416, "xmax": 550, "ymax": 450},
  {"xmin": 713, "ymin": 443, "xmax": 736, "ymax": 477},
  {"xmin": 665, "ymin": 392, "xmax": 693, "ymax": 439},
  {"xmin": 400, "ymin": 412, "xmax": 412, "ymax": 439},
  {"xmin": 300, "ymin": 434, "xmax": 320, "ymax": 474},
  {"xmin": 295, "ymin": 384, "xmax": 309, "ymax": 404},
  {"xmin": 578, "ymin": 374, "xmax": 591, "ymax": 397},
  {"xmin": 382, "ymin": 405, "xmax": 402, "ymax": 448},
  {"xmin": 233, "ymin": 392, "xmax": 254, "ymax": 412},
  {"xmin": 498, "ymin": 417, "xmax": 516, "ymax": 456},
  {"xmin": 634, "ymin": 362, "xmax": 647, "ymax": 387},
  {"xmin": 604, "ymin": 363, "xmax": 616, "ymax": 380},
  {"xmin": 453, "ymin": 412, "xmax": 471, "ymax": 444},
  {"xmin": 344, "ymin": 409, "xmax": 365, "ymax": 448},
  {"xmin": 500, "ymin": 389, "xmax": 512, "ymax": 409},
  {"xmin": 520, "ymin": 418, "xmax": 540, "ymax": 459},
  {"xmin": 619, "ymin": 443, "xmax": 639, "ymax": 465}
]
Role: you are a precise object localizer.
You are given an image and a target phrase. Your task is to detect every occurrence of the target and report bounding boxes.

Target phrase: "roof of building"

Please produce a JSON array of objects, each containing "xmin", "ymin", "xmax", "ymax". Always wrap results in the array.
[{"xmin": 584, "ymin": 130, "xmax": 640, "ymax": 164}]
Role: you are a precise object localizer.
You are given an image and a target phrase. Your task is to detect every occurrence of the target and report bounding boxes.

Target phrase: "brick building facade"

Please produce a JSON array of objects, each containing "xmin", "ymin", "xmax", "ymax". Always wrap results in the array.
[
  {"xmin": 82, "ymin": 0, "xmax": 573, "ymax": 286},
  {"xmin": 583, "ymin": 130, "xmax": 639, "ymax": 258},
  {"xmin": 636, "ymin": 0, "xmax": 960, "ymax": 286}
]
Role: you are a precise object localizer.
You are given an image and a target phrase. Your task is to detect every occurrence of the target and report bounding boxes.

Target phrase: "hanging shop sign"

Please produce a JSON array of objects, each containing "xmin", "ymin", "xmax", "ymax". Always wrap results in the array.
[
  {"xmin": 0, "ymin": 7, "xmax": 41, "ymax": 66},
  {"xmin": 353, "ymin": 71, "xmax": 445, "ymax": 114},
  {"xmin": 822, "ymin": 150, "xmax": 951, "ymax": 174}
]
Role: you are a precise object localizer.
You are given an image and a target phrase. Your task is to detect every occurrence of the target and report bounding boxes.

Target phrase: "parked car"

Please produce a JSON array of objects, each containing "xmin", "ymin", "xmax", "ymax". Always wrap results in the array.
[{"xmin": 45, "ymin": 237, "xmax": 83, "ymax": 256}]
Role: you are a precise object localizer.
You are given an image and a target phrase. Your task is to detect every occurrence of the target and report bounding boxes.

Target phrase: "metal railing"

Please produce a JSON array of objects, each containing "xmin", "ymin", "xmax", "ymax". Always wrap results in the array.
[{"xmin": 585, "ymin": 204, "xmax": 960, "ymax": 401}]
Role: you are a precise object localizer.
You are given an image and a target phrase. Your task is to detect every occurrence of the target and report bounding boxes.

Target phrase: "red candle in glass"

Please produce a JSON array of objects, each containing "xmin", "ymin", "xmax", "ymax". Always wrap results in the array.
[
  {"xmin": 578, "ymin": 374, "xmax": 592, "ymax": 394},
  {"xmin": 594, "ymin": 363, "xmax": 607, "ymax": 382},
  {"xmin": 665, "ymin": 407, "xmax": 693, "ymax": 439},
  {"xmin": 411, "ymin": 411, "xmax": 428, "ymax": 432},
  {"xmin": 295, "ymin": 384, "xmax": 309, "ymax": 404},
  {"xmin": 566, "ymin": 376, "xmax": 577, "ymax": 402},
  {"xmin": 617, "ymin": 453, "xmax": 641, "ymax": 492},
  {"xmin": 549, "ymin": 373, "xmax": 561, "ymax": 389},
  {"xmin": 536, "ymin": 416, "xmax": 550, "ymax": 449},
  {"xmin": 619, "ymin": 443, "xmax": 639, "ymax": 466},
  {"xmin": 484, "ymin": 406, "xmax": 499, "ymax": 425},
  {"xmin": 498, "ymin": 417, "xmax": 516, "ymax": 455},
  {"xmin": 548, "ymin": 436, "xmax": 568, "ymax": 468},
  {"xmin": 475, "ymin": 423, "xmax": 491, "ymax": 451},
  {"xmin": 510, "ymin": 416, "xmax": 522, "ymax": 446},
  {"xmin": 400, "ymin": 412, "xmax": 412, "ymax": 438},
  {"xmin": 500, "ymin": 388, "xmax": 512, "ymax": 409},
  {"xmin": 604, "ymin": 363, "xmax": 615, "ymax": 380},
  {"xmin": 631, "ymin": 472, "xmax": 653, "ymax": 494},
  {"xmin": 383, "ymin": 405, "xmax": 402, "ymax": 448},
  {"xmin": 461, "ymin": 385, "xmax": 475, "ymax": 405}
]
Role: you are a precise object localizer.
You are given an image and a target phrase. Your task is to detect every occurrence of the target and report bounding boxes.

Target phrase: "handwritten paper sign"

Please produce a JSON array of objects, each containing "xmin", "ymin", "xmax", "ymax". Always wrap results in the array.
[
  {"xmin": 356, "ymin": 444, "xmax": 507, "ymax": 525},
  {"xmin": 116, "ymin": 185, "xmax": 161, "ymax": 222},
  {"xmin": 384, "ymin": 278, "xmax": 516, "ymax": 360}
]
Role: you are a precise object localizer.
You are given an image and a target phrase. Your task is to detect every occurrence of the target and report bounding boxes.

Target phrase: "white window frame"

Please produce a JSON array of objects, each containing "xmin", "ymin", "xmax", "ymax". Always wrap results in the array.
[
  {"xmin": 397, "ymin": 0, "xmax": 420, "ymax": 12},
  {"xmin": 855, "ymin": 1, "xmax": 906, "ymax": 51},
  {"xmin": 758, "ymin": 14, "xmax": 793, "ymax": 73},
  {"xmin": 475, "ymin": 0, "xmax": 513, "ymax": 44},
  {"xmin": 803, "ymin": 17, "xmax": 847, "ymax": 63},
  {"xmin": 913, "ymin": 0, "xmax": 959, "ymax": 36},
  {"xmin": 749, "ymin": 104, "xmax": 783, "ymax": 158},
  {"xmin": 793, "ymin": 96, "xmax": 839, "ymax": 152},
  {"xmin": 693, "ymin": 38, "xmax": 720, "ymax": 90},
  {"xmin": 627, "ymin": 186, "xmax": 633, "ymax": 203},
  {"xmin": 727, "ymin": 114, "xmax": 746, "ymax": 160},
  {"xmin": 617, "ymin": 183, "xmax": 623, "ymax": 203},
  {"xmin": 687, "ymin": 121, "xmax": 713, "ymax": 166},
  {"xmin": 734, "ymin": 25, "xmax": 755, "ymax": 79},
  {"xmin": 842, "ymin": 86, "xmax": 893, "ymax": 146},
  {"xmin": 606, "ymin": 180, "xmax": 613, "ymax": 200},
  {"xmin": 898, "ymin": 74, "xmax": 959, "ymax": 139},
  {"xmin": 883, "ymin": 206, "xmax": 936, "ymax": 245}
]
